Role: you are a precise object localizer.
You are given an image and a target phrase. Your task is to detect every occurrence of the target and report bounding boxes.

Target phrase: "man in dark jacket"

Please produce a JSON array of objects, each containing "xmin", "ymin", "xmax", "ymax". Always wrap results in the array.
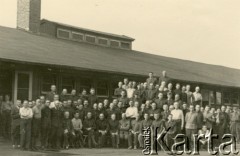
[
  {"xmin": 46, "ymin": 85, "xmax": 57, "ymax": 102},
  {"xmin": 11, "ymin": 100, "xmax": 21, "ymax": 148},
  {"xmin": 88, "ymin": 88, "xmax": 98, "ymax": 108},
  {"xmin": 41, "ymin": 100, "xmax": 51, "ymax": 150},
  {"xmin": 50, "ymin": 101, "xmax": 63, "ymax": 150},
  {"xmin": 96, "ymin": 113, "xmax": 109, "ymax": 148},
  {"xmin": 83, "ymin": 112, "xmax": 98, "ymax": 148}
]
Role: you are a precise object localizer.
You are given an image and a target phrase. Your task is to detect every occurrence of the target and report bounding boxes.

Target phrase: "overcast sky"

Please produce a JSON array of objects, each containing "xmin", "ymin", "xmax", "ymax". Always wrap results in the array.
[{"xmin": 0, "ymin": 0, "xmax": 240, "ymax": 69}]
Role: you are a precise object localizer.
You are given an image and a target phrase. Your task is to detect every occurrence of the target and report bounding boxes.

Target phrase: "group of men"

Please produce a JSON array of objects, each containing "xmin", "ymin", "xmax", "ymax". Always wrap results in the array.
[{"xmin": 0, "ymin": 71, "xmax": 239, "ymax": 152}]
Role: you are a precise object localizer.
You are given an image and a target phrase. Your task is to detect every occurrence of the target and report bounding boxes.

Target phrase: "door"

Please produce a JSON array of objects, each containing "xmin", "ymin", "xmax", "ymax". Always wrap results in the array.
[{"xmin": 14, "ymin": 71, "xmax": 33, "ymax": 103}]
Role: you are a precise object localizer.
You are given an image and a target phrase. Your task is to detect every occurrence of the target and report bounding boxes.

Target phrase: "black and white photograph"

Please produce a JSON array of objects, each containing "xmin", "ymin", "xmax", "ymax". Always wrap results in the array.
[{"xmin": 0, "ymin": 0, "xmax": 240, "ymax": 155}]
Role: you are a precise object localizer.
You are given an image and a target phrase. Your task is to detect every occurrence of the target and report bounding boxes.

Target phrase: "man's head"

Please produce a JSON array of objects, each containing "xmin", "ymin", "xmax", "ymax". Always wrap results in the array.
[
  {"xmin": 154, "ymin": 113, "xmax": 160, "ymax": 120},
  {"xmin": 51, "ymin": 85, "xmax": 56, "ymax": 92},
  {"xmin": 123, "ymin": 78, "xmax": 128, "ymax": 85},
  {"xmin": 173, "ymin": 102, "xmax": 179, "ymax": 109},
  {"xmin": 152, "ymin": 103, "xmax": 157, "ymax": 110},
  {"xmin": 45, "ymin": 100, "xmax": 50, "ymax": 107},
  {"xmin": 23, "ymin": 100, "xmax": 29, "ymax": 108},
  {"xmin": 121, "ymin": 90, "xmax": 126, "ymax": 97},
  {"xmin": 129, "ymin": 100, "xmax": 134, "ymax": 107},
  {"xmin": 144, "ymin": 113, "xmax": 149, "ymax": 120},
  {"xmin": 168, "ymin": 83, "xmax": 173, "ymax": 90},
  {"xmin": 16, "ymin": 100, "xmax": 22, "ymax": 107},
  {"xmin": 67, "ymin": 100, "xmax": 72, "ymax": 107},
  {"xmin": 175, "ymin": 94, "xmax": 180, "ymax": 101},
  {"xmin": 90, "ymin": 88, "xmax": 95, "ymax": 95},
  {"xmin": 82, "ymin": 89, "xmax": 87, "ymax": 95},
  {"xmin": 64, "ymin": 111, "xmax": 70, "ymax": 119},
  {"xmin": 195, "ymin": 86, "xmax": 200, "ymax": 93},
  {"xmin": 163, "ymin": 104, "xmax": 168, "ymax": 111},
  {"xmin": 71, "ymin": 89, "xmax": 76, "ymax": 95},
  {"xmin": 118, "ymin": 101, "xmax": 123, "ymax": 108},
  {"xmin": 99, "ymin": 113, "xmax": 105, "ymax": 120},
  {"xmin": 40, "ymin": 96, "xmax": 45, "ymax": 103},
  {"xmin": 83, "ymin": 100, "xmax": 88, "ymax": 107},
  {"xmin": 134, "ymin": 101, "xmax": 139, "ymax": 108},
  {"xmin": 54, "ymin": 94, "xmax": 59, "ymax": 101},
  {"xmin": 98, "ymin": 103, "xmax": 103, "ymax": 109},
  {"xmin": 202, "ymin": 125, "xmax": 207, "ymax": 131},
  {"xmin": 186, "ymin": 85, "xmax": 191, "ymax": 91},
  {"xmin": 149, "ymin": 72, "xmax": 153, "ymax": 78},
  {"xmin": 62, "ymin": 89, "xmax": 67, "ymax": 95},
  {"xmin": 158, "ymin": 92, "xmax": 163, "ymax": 99},
  {"xmin": 87, "ymin": 112, "xmax": 92, "ymax": 119},
  {"xmin": 168, "ymin": 114, "xmax": 173, "ymax": 121},
  {"xmin": 189, "ymin": 105, "xmax": 194, "ymax": 112},
  {"xmin": 36, "ymin": 99, "xmax": 41, "ymax": 107},
  {"xmin": 182, "ymin": 86, "xmax": 186, "ymax": 92},
  {"xmin": 111, "ymin": 113, "xmax": 116, "ymax": 120},
  {"xmin": 221, "ymin": 106, "xmax": 226, "ymax": 112},
  {"xmin": 182, "ymin": 103, "xmax": 187, "ymax": 109},
  {"xmin": 176, "ymin": 83, "xmax": 180, "ymax": 89},
  {"xmin": 109, "ymin": 103, "xmax": 114, "ymax": 109},
  {"xmin": 118, "ymin": 81, "xmax": 123, "ymax": 88},
  {"xmin": 195, "ymin": 105, "xmax": 200, "ymax": 112},
  {"xmin": 74, "ymin": 112, "xmax": 79, "ymax": 119}
]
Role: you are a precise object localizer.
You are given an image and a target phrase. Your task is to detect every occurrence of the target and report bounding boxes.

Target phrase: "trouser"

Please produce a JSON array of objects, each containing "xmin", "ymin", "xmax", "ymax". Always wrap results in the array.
[
  {"xmin": 111, "ymin": 133, "xmax": 119, "ymax": 148},
  {"xmin": 0, "ymin": 112, "xmax": 2, "ymax": 136},
  {"xmin": 237, "ymin": 123, "xmax": 240, "ymax": 142},
  {"xmin": 86, "ymin": 130, "xmax": 97, "ymax": 148},
  {"xmin": 185, "ymin": 129, "xmax": 198, "ymax": 150},
  {"xmin": 133, "ymin": 133, "xmax": 139, "ymax": 147},
  {"xmin": 73, "ymin": 130, "xmax": 83, "ymax": 147},
  {"xmin": 138, "ymin": 133, "xmax": 144, "ymax": 148},
  {"xmin": 63, "ymin": 132, "xmax": 75, "ymax": 147},
  {"xmin": 41, "ymin": 121, "xmax": 51, "ymax": 148},
  {"xmin": 98, "ymin": 131, "xmax": 106, "ymax": 147},
  {"xmin": 120, "ymin": 131, "xmax": 132, "ymax": 147},
  {"xmin": 31, "ymin": 118, "xmax": 41, "ymax": 148},
  {"xmin": 50, "ymin": 125, "xmax": 62, "ymax": 149},
  {"xmin": 11, "ymin": 124, "xmax": 20, "ymax": 145},
  {"xmin": 20, "ymin": 119, "xmax": 32, "ymax": 149},
  {"xmin": 2, "ymin": 111, "xmax": 11, "ymax": 139}
]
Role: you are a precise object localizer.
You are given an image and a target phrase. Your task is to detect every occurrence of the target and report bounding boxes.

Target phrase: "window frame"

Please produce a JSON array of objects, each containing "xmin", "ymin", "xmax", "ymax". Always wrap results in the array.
[
  {"xmin": 57, "ymin": 28, "xmax": 71, "ymax": 40},
  {"xmin": 85, "ymin": 35, "xmax": 96, "ymax": 44},
  {"xmin": 110, "ymin": 40, "xmax": 120, "ymax": 48},
  {"xmin": 71, "ymin": 31, "xmax": 84, "ymax": 42},
  {"xmin": 120, "ymin": 41, "xmax": 131, "ymax": 49},
  {"xmin": 97, "ymin": 37, "xmax": 109, "ymax": 46}
]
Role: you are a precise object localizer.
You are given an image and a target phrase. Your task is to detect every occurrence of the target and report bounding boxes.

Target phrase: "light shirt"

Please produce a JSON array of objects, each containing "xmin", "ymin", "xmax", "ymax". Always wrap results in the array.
[
  {"xmin": 193, "ymin": 92, "xmax": 202, "ymax": 101},
  {"xmin": 19, "ymin": 107, "xmax": 33, "ymax": 119},
  {"xmin": 126, "ymin": 88, "xmax": 136, "ymax": 99},
  {"xmin": 72, "ymin": 118, "xmax": 83, "ymax": 130},
  {"xmin": 125, "ymin": 106, "xmax": 138, "ymax": 118},
  {"xmin": 171, "ymin": 109, "xmax": 184, "ymax": 127},
  {"xmin": 185, "ymin": 111, "xmax": 198, "ymax": 129},
  {"xmin": 32, "ymin": 105, "xmax": 42, "ymax": 119}
]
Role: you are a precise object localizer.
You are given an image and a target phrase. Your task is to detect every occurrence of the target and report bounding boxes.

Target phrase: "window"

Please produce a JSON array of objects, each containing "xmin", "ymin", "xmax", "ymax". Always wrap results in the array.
[
  {"xmin": 57, "ymin": 29, "xmax": 71, "ymax": 39},
  {"xmin": 201, "ymin": 89, "xmax": 209, "ymax": 101},
  {"xmin": 231, "ymin": 93, "xmax": 239, "ymax": 106},
  {"xmin": 209, "ymin": 91, "xmax": 215, "ymax": 104},
  {"xmin": 110, "ymin": 40, "xmax": 120, "ymax": 48},
  {"xmin": 72, "ymin": 32, "xmax": 84, "ymax": 41},
  {"xmin": 14, "ymin": 71, "xmax": 33, "ymax": 103},
  {"xmin": 79, "ymin": 78, "xmax": 93, "ymax": 93},
  {"xmin": 121, "ymin": 42, "xmax": 131, "ymax": 49},
  {"xmin": 110, "ymin": 80, "xmax": 119, "ymax": 96},
  {"xmin": 85, "ymin": 35, "xmax": 96, "ymax": 43},
  {"xmin": 41, "ymin": 74, "xmax": 57, "ymax": 94},
  {"xmin": 98, "ymin": 38, "xmax": 108, "ymax": 46},
  {"xmin": 216, "ymin": 92, "xmax": 222, "ymax": 105},
  {"xmin": 223, "ymin": 92, "xmax": 230, "ymax": 105},
  {"xmin": 97, "ymin": 80, "xmax": 109, "ymax": 96},
  {"xmin": 62, "ymin": 76, "xmax": 75, "ymax": 93}
]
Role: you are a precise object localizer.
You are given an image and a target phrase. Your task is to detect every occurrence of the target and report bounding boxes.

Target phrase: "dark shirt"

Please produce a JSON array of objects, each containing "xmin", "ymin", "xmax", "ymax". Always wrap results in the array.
[
  {"xmin": 46, "ymin": 91, "xmax": 57, "ymax": 102},
  {"xmin": 114, "ymin": 88, "xmax": 125, "ymax": 97},
  {"xmin": 83, "ymin": 118, "xmax": 96, "ymax": 130},
  {"xmin": 41, "ymin": 106, "xmax": 51, "ymax": 126},
  {"xmin": 181, "ymin": 92, "xmax": 188, "ymax": 103},
  {"xmin": 50, "ymin": 106, "xmax": 63, "ymax": 127},
  {"xmin": 108, "ymin": 119, "xmax": 119, "ymax": 133},
  {"xmin": 62, "ymin": 118, "xmax": 73, "ymax": 132},
  {"xmin": 60, "ymin": 94, "xmax": 69, "ymax": 102},
  {"xmin": 96, "ymin": 119, "xmax": 109, "ymax": 131},
  {"xmin": 118, "ymin": 97, "xmax": 128, "ymax": 109},
  {"xmin": 158, "ymin": 76, "xmax": 171, "ymax": 84},
  {"xmin": 145, "ymin": 89, "xmax": 157, "ymax": 101},
  {"xmin": 69, "ymin": 95, "xmax": 79, "ymax": 102},
  {"xmin": 88, "ymin": 94, "xmax": 98, "ymax": 107},
  {"xmin": 154, "ymin": 98, "xmax": 166, "ymax": 110},
  {"xmin": 196, "ymin": 111, "xmax": 204, "ymax": 129}
]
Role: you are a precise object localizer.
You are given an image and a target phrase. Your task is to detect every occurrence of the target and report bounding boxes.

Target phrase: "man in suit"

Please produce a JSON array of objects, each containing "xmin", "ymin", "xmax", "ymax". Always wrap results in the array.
[{"xmin": 11, "ymin": 100, "xmax": 21, "ymax": 148}]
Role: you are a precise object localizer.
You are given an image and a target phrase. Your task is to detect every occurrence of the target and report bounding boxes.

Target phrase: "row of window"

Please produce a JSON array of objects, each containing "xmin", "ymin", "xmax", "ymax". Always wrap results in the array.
[
  {"xmin": 57, "ymin": 28, "xmax": 131, "ymax": 49},
  {"xmin": 201, "ymin": 89, "xmax": 239, "ymax": 106}
]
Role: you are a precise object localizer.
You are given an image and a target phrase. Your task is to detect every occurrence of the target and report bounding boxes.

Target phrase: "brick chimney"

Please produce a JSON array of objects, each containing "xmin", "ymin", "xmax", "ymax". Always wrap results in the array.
[{"xmin": 17, "ymin": 0, "xmax": 41, "ymax": 33}]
